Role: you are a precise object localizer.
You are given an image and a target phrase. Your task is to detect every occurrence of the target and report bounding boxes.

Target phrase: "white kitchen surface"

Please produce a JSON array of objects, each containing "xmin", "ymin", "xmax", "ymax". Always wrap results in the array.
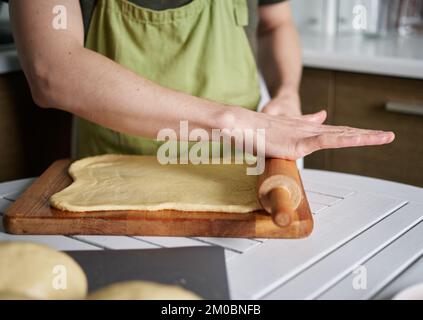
[
  {"xmin": 301, "ymin": 32, "xmax": 423, "ymax": 80},
  {"xmin": 1, "ymin": 170, "xmax": 422, "ymax": 300}
]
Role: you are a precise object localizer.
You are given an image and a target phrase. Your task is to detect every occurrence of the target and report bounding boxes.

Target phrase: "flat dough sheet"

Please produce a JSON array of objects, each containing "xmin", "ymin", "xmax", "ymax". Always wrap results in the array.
[{"xmin": 50, "ymin": 155, "xmax": 261, "ymax": 213}]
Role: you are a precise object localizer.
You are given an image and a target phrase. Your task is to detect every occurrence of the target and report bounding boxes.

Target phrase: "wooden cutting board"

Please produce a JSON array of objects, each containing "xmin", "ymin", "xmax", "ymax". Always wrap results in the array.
[{"xmin": 4, "ymin": 159, "xmax": 313, "ymax": 238}]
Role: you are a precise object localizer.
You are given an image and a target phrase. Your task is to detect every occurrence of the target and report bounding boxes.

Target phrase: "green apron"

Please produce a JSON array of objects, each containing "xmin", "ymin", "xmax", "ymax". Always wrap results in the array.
[{"xmin": 77, "ymin": 0, "xmax": 261, "ymax": 158}]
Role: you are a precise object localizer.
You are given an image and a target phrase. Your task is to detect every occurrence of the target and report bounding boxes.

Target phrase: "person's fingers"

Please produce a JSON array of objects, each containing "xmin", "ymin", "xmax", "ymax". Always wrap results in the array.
[
  {"xmin": 300, "ymin": 110, "xmax": 327, "ymax": 124},
  {"xmin": 316, "ymin": 124, "xmax": 393, "ymax": 138},
  {"xmin": 358, "ymin": 132, "xmax": 395, "ymax": 145},
  {"xmin": 300, "ymin": 131, "xmax": 395, "ymax": 155},
  {"xmin": 327, "ymin": 132, "xmax": 395, "ymax": 148}
]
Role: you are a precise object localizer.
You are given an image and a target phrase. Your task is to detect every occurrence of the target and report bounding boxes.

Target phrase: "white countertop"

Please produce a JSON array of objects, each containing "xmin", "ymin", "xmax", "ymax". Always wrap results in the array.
[
  {"xmin": 301, "ymin": 32, "xmax": 423, "ymax": 80},
  {"xmin": 1, "ymin": 33, "xmax": 423, "ymax": 79}
]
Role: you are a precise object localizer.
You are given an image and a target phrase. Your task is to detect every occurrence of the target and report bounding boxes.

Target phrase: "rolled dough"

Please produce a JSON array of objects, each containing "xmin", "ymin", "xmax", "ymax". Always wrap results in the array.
[
  {"xmin": 88, "ymin": 281, "xmax": 201, "ymax": 300},
  {"xmin": 0, "ymin": 242, "xmax": 87, "ymax": 300},
  {"xmin": 0, "ymin": 292, "xmax": 32, "ymax": 300},
  {"xmin": 50, "ymin": 155, "xmax": 261, "ymax": 213}
]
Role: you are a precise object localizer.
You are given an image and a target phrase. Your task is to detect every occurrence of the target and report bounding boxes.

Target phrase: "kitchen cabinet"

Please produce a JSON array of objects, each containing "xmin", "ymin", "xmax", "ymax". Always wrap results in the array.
[
  {"xmin": 301, "ymin": 68, "xmax": 423, "ymax": 187},
  {"xmin": 299, "ymin": 68, "xmax": 335, "ymax": 171},
  {"xmin": 0, "ymin": 71, "xmax": 71, "ymax": 182}
]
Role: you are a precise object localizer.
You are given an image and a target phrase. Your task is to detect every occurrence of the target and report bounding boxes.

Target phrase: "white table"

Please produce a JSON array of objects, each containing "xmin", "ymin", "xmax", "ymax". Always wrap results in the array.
[{"xmin": 1, "ymin": 169, "xmax": 422, "ymax": 300}]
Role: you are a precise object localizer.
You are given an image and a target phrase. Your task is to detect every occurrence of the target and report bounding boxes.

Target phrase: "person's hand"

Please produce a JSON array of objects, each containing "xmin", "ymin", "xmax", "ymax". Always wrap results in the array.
[
  {"xmin": 264, "ymin": 110, "xmax": 395, "ymax": 159},
  {"xmin": 232, "ymin": 108, "xmax": 395, "ymax": 160},
  {"xmin": 262, "ymin": 91, "xmax": 302, "ymax": 117}
]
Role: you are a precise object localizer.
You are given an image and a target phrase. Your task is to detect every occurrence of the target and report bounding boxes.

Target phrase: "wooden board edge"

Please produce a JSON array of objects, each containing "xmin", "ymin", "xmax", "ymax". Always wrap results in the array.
[
  {"xmin": 3, "ymin": 214, "xmax": 314, "ymax": 238},
  {"xmin": 3, "ymin": 158, "xmax": 314, "ymax": 238}
]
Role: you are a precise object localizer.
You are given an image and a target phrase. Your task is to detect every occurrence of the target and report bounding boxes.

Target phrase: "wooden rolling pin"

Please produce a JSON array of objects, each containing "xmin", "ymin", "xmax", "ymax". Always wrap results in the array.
[{"xmin": 257, "ymin": 159, "xmax": 302, "ymax": 228}]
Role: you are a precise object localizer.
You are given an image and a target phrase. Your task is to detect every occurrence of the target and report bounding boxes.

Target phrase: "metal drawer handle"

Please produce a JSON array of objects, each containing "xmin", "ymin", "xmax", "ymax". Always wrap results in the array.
[{"xmin": 385, "ymin": 101, "xmax": 423, "ymax": 117}]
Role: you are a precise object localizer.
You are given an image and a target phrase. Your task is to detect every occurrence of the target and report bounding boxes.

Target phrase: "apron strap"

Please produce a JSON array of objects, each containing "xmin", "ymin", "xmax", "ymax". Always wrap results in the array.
[{"xmin": 233, "ymin": 0, "xmax": 249, "ymax": 27}]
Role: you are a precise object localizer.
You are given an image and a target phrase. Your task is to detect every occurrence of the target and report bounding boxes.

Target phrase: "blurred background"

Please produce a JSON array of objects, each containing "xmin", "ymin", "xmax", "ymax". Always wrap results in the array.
[
  {"xmin": 0, "ymin": 0, "xmax": 422, "ymax": 186},
  {"xmin": 290, "ymin": 0, "xmax": 423, "ymax": 187},
  {"xmin": 292, "ymin": 0, "xmax": 423, "ymax": 36}
]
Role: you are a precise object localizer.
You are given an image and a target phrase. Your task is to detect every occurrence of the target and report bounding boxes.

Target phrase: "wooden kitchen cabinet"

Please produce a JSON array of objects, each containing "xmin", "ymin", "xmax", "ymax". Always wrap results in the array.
[
  {"xmin": 300, "ymin": 68, "xmax": 423, "ymax": 187},
  {"xmin": 300, "ymin": 68, "xmax": 334, "ymax": 171},
  {"xmin": 0, "ymin": 71, "xmax": 71, "ymax": 182}
]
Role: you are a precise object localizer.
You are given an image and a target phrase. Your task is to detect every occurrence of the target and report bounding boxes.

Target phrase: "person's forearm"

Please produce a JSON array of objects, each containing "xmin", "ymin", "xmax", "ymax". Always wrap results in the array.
[
  {"xmin": 22, "ymin": 44, "xmax": 395, "ymax": 160},
  {"xmin": 10, "ymin": 0, "xmax": 234, "ymax": 140},
  {"xmin": 258, "ymin": 20, "xmax": 302, "ymax": 97},
  {"xmin": 30, "ymin": 45, "xmax": 235, "ymax": 139}
]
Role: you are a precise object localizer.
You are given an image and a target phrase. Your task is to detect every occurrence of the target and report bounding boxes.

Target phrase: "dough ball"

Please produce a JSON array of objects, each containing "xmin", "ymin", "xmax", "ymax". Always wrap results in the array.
[
  {"xmin": 0, "ymin": 242, "xmax": 87, "ymax": 300},
  {"xmin": 0, "ymin": 291, "xmax": 32, "ymax": 300},
  {"xmin": 88, "ymin": 281, "xmax": 201, "ymax": 300}
]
